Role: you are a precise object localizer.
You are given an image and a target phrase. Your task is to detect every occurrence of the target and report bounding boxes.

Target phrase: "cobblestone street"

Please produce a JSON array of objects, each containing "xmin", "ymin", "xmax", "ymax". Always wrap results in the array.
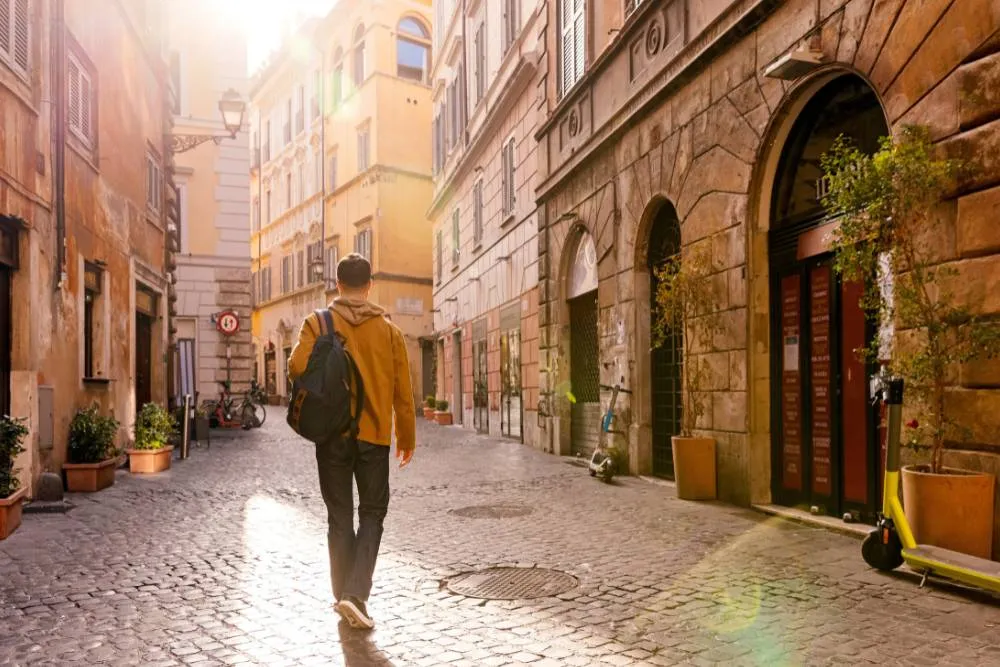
[{"xmin": 2, "ymin": 419, "xmax": 1000, "ymax": 666}]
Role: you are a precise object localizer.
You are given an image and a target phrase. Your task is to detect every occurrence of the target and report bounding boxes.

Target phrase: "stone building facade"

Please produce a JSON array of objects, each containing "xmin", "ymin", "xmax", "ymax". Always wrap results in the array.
[
  {"xmin": 533, "ymin": 0, "xmax": 1000, "ymax": 547},
  {"xmin": 167, "ymin": 1, "xmax": 253, "ymax": 406},
  {"xmin": 250, "ymin": 0, "xmax": 435, "ymax": 408},
  {"xmin": 1, "ymin": 0, "xmax": 174, "ymax": 494},
  {"xmin": 429, "ymin": 0, "xmax": 544, "ymax": 446}
]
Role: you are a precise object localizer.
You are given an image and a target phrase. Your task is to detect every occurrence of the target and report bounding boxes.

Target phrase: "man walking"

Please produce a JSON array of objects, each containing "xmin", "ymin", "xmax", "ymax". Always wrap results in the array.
[{"xmin": 288, "ymin": 253, "xmax": 416, "ymax": 630}]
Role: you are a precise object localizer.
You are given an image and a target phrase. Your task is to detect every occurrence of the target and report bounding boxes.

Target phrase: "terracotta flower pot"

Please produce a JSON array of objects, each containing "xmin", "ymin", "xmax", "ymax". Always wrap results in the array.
[
  {"xmin": 671, "ymin": 436, "xmax": 717, "ymax": 500},
  {"xmin": 435, "ymin": 411, "xmax": 453, "ymax": 426},
  {"xmin": 127, "ymin": 446, "xmax": 174, "ymax": 474},
  {"xmin": 0, "ymin": 488, "xmax": 27, "ymax": 540},
  {"xmin": 901, "ymin": 465, "xmax": 996, "ymax": 560},
  {"xmin": 423, "ymin": 407, "xmax": 436, "ymax": 420},
  {"xmin": 63, "ymin": 458, "xmax": 118, "ymax": 493}
]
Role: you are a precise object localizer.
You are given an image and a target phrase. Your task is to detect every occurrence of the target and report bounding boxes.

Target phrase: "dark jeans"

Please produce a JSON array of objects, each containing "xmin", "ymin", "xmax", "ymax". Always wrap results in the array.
[{"xmin": 314, "ymin": 437, "xmax": 390, "ymax": 603}]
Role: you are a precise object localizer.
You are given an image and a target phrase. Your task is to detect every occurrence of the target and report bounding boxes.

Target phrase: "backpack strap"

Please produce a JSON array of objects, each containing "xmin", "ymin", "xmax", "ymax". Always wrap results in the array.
[{"xmin": 315, "ymin": 308, "xmax": 335, "ymax": 339}]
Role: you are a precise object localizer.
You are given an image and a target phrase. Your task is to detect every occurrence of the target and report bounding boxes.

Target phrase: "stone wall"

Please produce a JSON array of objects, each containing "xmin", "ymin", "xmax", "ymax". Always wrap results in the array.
[{"xmin": 536, "ymin": 0, "xmax": 1000, "ymax": 521}]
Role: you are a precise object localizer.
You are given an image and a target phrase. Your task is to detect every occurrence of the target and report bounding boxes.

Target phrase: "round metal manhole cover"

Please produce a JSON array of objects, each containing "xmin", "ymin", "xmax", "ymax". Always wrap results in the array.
[
  {"xmin": 450, "ymin": 504, "xmax": 533, "ymax": 519},
  {"xmin": 446, "ymin": 567, "xmax": 578, "ymax": 600}
]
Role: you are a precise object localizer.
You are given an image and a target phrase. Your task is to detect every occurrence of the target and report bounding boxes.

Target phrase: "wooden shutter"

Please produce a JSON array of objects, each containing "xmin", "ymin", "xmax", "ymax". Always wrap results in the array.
[
  {"xmin": 573, "ymin": 0, "xmax": 585, "ymax": 87},
  {"xmin": 0, "ymin": 0, "xmax": 10, "ymax": 57},
  {"xmin": 13, "ymin": 0, "xmax": 27, "ymax": 72},
  {"xmin": 68, "ymin": 55, "xmax": 81, "ymax": 135},
  {"xmin": 507, "ymin": 139, "xmax": 516, "ymax": 213},
  {"xmin": 474, "ymin": 24, "xmax": 484, "ymax": 101},
  {"xmin": 80, "ymin": 69, "xmax": 92, "ymax": 142},
  {"xmin": 473, "ymin": 180, "xmax": 483, "ymax": 243}
]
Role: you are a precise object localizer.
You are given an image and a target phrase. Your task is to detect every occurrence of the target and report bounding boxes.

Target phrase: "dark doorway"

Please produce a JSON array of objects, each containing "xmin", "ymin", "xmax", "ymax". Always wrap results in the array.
[
  {"xmin": 265, "ymin": 347, "xmax": 277, "ymax": 397},
  {"xmin": 0, "ymin": 267, "xmax": 11, "ymax": 416},
  {"xmin": 648, "ymin": 201, "xmax": 682, "ymax": 478},
  {"xmin": 452, "ymin": 332, "xmax": 463, "ymax": 424},
  {"xmin": 768, "ymin": 74, "xmax": 888, "ymax": 521},
  {"xmin": 569, "ymin": 290, "xmax": 600, "ymax": 457},
  {"xmin": 135, "ymin": 312, "xmax": 154, "ymax": 409},
  {"xmin": 500, "ymin": 327, "xmax": 522, "ymax": 439},
  {"xmin": 473, "ymin": 333, "xmax": 488, "ymax": 433},
  {"xmin": 421, "ymin": 341, "xmax": 435, "ymax": 400}
]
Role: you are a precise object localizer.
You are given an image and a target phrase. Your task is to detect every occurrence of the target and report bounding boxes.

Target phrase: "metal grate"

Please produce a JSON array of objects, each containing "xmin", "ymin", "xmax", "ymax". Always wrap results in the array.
[
  {"xmin": 450, "ymin": 504, "xmax": 533, "ymax": 519},
  {"xmin": 569, "ymin": 292, "xmax": 600, "ymax": 403},
  {"xmin": 446, "ymin": 567, "xmax": 578, "ymax": 600}
]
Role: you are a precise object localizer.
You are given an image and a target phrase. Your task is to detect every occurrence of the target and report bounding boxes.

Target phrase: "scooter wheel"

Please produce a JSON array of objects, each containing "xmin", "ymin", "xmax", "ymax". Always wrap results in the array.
[
  {"xmin": 589, "ymin": 469, "xmax": 597, "ymax": 477},
  {"xmin": 862, "ymin": 529, "xmax": 903, "ymax": 571}
]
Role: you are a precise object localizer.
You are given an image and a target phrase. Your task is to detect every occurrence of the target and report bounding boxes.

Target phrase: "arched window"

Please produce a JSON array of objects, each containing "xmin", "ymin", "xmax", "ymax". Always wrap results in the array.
[
  {"xmin": 332, "ymin": 47, "xmax": 343, "ymax": 105},
  {"xmin": 397, "ymin": 16, "xmax": 431, "ymax": 82},
  {"xmin": 352, "ymin": 24, "xmax": 365, "ymax": 87}
]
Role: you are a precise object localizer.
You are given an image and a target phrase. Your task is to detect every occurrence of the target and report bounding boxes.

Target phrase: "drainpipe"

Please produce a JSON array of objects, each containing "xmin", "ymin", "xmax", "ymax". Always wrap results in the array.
[
  {"xmin": 319, "ymin": 51, "xmax": 326, "ymax": 295},
  {"xmin": 53, "ymin": 0, "xmax": 67, "ymax": 289}
]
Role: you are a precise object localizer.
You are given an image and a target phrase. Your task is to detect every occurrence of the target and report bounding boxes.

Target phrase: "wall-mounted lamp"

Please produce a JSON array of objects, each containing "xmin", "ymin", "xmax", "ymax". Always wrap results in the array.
[
  {"xmin": 763, "ymin": 49, "xmax": 823, "ymax": 80},
  {"xmin": 170, "ymin": 88, "xmax": 247, "ymax": 153}
]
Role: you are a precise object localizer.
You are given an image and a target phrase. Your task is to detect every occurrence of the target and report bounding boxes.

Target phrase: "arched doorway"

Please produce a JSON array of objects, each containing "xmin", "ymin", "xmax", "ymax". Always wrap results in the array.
[
  {"xmin": 648, "ymin": 202, "xmax": 682, "ymax": 478},
  {"xmin": 768, "ymin": 73, "xmax": 888, "ymax": 520},
  {"xmin": 566, "ymin": 230, "xmax": 600, "ymax": 457}
]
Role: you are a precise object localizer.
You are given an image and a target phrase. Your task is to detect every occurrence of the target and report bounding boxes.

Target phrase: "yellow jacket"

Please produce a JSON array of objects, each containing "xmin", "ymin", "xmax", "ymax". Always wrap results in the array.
[{"xmin": 288, "ymin": 298, "xmax": 416, "ymax": 451}]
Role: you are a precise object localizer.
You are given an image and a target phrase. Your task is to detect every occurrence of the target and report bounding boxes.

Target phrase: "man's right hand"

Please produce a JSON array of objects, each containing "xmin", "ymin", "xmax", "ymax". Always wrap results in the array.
[{"xmin": 396, "ymin": 448, "xmax": 414, "ymax": 469}]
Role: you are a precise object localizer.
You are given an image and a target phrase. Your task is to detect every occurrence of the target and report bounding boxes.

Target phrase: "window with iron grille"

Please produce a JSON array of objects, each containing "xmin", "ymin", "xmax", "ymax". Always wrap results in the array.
[
  {"xmin": 501, "ymin": 136, "xmax": 516, "ymax": 217},
  {"xmin": 0, "ymin": 0, "xmax": 30, "ymax": 77},
  {"xmin": 474, "ymin": 22, "xmax": 485, "ymax": 103},
  {"xmin": 436, "ymin": 230, "xmax": 442, "ymax": 284},
  {"xmin": 560, "ymin": 0, "xmax": 585, "ymax": 97},
  {"xmin": 67, "ymin": 48, "xmax": 96, "ymax": 148},
  {"xmin": 355, "ymin": 228, "xmax": 372, "ymax": 261},
  {"xmin": 146, "ymin": 151, "xmax": 162, "ymax": 216},
  {"xmin": 473, "ymin": 179, "xmax": 483, "ymax": 246},
  {"xmin": 503, "ymin": 0, "xmax": 518, "ymax": 53},
  {"xmin": 451, "ymin": 208, "xmax": 460, "ymax": 266}
]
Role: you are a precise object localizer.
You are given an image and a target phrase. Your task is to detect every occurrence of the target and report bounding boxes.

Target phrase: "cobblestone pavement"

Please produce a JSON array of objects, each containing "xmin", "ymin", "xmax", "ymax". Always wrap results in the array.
[{"xmin": 3, "ymin": 420, "xmax": 1000, "ymax": 667}]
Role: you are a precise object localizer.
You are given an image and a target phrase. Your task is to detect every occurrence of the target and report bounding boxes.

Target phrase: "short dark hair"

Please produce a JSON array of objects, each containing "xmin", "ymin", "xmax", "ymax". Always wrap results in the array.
[{"xmin": 337, "ymin": 253, "xmax": 372, "ymax": 288}]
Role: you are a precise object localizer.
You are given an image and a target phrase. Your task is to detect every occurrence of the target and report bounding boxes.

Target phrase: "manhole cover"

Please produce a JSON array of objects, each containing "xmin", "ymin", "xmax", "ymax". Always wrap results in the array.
[
  {"xmin": 450, "ymin": 504, "xmax": 533, "ymax": 519},
  {"xmin": 446, "ymin": 567, "xmax": 578, "ymax": 600}
]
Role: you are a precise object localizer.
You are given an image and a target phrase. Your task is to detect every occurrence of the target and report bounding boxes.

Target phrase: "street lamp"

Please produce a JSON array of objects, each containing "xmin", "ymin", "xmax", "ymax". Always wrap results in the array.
[{"xmin": 170, "ymin": 88, "xmax": 247, "ymax": 154}]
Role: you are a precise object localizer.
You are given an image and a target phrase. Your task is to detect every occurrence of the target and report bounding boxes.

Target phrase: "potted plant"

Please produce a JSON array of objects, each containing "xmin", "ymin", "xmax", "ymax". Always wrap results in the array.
[
  {"xmin": 434, "ymin": 399, "xmax": 453, "ymax": 426},
  {"xmin": 653, "ymin": 244, "xmax": 722, "ymax": 500},
  {"xmin": 63, "ymin": 405, "xmax": 120, "ymax": 492},
  {"xmin": 192, "ymin": 406, "xmax": 210, "ymax": 442},
  {"xmin": 423, "ymin": 396, "xmax": 436, "ymax": 420},
  {"xmin": 0, "ymin": 416, "xmax": 30, "ymax": 540},
  {"xmin": 127, "ymin": 403, "xmax": 176, "ymax": 474},
  {"xmin": 822, "ymin": 125, "xmax": 1000, "ymax": 558}
]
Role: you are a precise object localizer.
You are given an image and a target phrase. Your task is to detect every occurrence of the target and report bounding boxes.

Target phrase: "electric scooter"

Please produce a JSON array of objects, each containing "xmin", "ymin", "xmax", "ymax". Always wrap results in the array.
[
  {"xmin": 588, "ymin": 383, "xmax": 631, "ymax": 483},
  {"xmin": 862, "ymin": 367, "xmax": 1000, "ymax": 593}
]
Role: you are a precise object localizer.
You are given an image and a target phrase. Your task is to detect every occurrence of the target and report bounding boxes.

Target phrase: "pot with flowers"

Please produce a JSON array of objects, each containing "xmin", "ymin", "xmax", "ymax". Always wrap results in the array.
[
  {"xmin": 822, "ymin": 125, "xmax": 1000, "ymax": 558},
  {"xmin": 0, "ymin": 416, "xmax": 30, "ymax": 540},
  {"xmin": 127, "ymin": 403, "xmax": 176, "ymax": 474},
  {"xmin": 652, "ymin": 244, "xmax": 723, "ymax": 500},
  {"xmin": 63, "ymin": 405, "xmax": 121, "ymax": 492},
  {"xmin": 434, "ymin": 399, "xmax": 453, "ymax": 426}
]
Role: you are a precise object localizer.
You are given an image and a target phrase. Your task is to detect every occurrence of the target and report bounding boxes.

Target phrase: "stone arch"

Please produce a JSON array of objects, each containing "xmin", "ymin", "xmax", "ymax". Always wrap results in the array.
[{"xmin": 745, "ymin": 66, "xmax": 890, "ymax": 507}]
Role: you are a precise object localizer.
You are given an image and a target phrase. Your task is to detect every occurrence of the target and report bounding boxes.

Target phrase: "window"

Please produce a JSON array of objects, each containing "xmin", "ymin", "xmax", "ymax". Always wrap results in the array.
[
  {"xmin": 474, "ymin": 22, "xmax": 485, "ymax": 103},
  {"xmin": 357, "ymin": 127, "xmax": 370, "ymax": 171},
  {"xmin": 252, "ymin": 197, "xmax": 260, "ymax": 232},
  {"xmin": 314, "ymin": 148, "xmax": 322, "ymax": 195},
  {"xmin": 501, "ymin": 137, "xmax": 516, "ymax": 216},
  {"xmin": 261, "ymin": 266, "xmax": 272, "ymax": 301},
  {"xmin": 325, "ymin": 245, "xmax": 338, "ymax": 290},
  {"xmin": 432, "ymin": 111, "xmax": 442, "ymax": 174},
  {"xmin": 352, "ymin": 24, "xmax": 365, "ymax": 87},
  {"xmin": 332, "ymin": 47, "xmax": 343, "ymax": 105},
  {"xmin": 503, "ymin": 0, "xmax": 519, "ymax": 53},
  {"xmin": 263, "ymin": 120, "xmax": 271, "ymax": 161},
  {"xmin": 169, "ymin": 50, "xmax": 182, "ymax": 114},
  {"xmin": 67, "ymin": 49, "xmax": 96, "ymax": 148},
  {"xmin": 311, "ymin": 71, "xmax": 320, "ymax": 119},
  {"xmin": 146, "ymin": 151, "xmax": 163, "ymax": 216},
  {"xmin": 435, "ymin": 230, "xmax": 442, "ymax": 284},
  {"xmin": 560, "ymin": 0, "xmax": 586, "ymax": 96},
  {"xmin": 451, "ymin": 208, "xmax": 460, "ymax": 265},
  {"xmin": 297, "ymin": 162, "xmax": 305, "ymax": 203},
  {"xmin": 473, "ymin": 179, "xmax": 483, "ymax": 245},
  {"xmin": 265, "ymin": 189, "xmax": 272, "ymax": 224},
  {"xmin": 0, "ymin": 0, "xmax": 29, "ymax": 76},
  {"xmin": 446, "ymin": 81, "xmax": 457, "ymax": 149},
  {"xmin": 397, "ymin": 16, "xmax": 430, "ymax": 83},
  {"xmin": 297, "ymin": 249, "xmax": 305, "ymax": 288},
  {"xmin": 83, "ymin": 262, "xmax": 102, "ymax": 378},
  {"xmin": 296, "ymin": 85, "xmax": 305, "ymax": 133},
  {"xmin": 354, "ymin": 228, "xmax": 372, "ymax": 261},
  {"xmin": 329, "ymin": 152, "xmax": 338, "ymax": 190},
  {"xmin": 285, "ymin": 173, "xmax": 292, "ymax": 209},
  {"xmin": 281, "ymin": 256, "xmax": 292, "ymax": 293},
  {"xmin": 283, "ymin": 98, "xmax": 292, "ymax": 143}
]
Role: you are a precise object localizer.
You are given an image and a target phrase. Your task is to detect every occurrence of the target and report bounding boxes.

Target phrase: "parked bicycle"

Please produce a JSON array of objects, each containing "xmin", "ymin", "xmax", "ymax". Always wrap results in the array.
[{"xmin": 201, "ymin": 380, "xmax": 267, "ymax": 430}]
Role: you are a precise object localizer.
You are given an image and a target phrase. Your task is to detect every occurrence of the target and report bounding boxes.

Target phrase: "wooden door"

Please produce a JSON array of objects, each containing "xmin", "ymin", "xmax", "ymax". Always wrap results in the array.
[
  {"xmin": 135, "ymin": 313, "xmax": 153, "ymax": 408},
  {"xmin": 0, "ymin": 267, "xmax": 10, "ymax": 416}
]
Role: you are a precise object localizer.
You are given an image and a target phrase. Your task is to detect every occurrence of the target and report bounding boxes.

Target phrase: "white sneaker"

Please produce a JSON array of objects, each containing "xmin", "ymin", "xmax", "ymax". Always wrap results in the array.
[{"xmin": 336, "ymin": 597, "xmax": 374, "ymax": 630}]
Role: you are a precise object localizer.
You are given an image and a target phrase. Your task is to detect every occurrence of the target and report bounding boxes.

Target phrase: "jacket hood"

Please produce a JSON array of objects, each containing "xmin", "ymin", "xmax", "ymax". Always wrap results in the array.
[{"xmin": 332, "ymin": 297, "xmax": 386, "ymax": 326}]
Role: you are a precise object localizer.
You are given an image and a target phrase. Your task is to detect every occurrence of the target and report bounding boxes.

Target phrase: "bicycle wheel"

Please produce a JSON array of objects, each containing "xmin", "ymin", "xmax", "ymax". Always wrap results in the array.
[
  {"xmin": 241, "ymin": 404, "xmax": 255, "ymax": 430},
  {"xmin": 253, "ymin": 403, "xmax": 266, "ymax": 427}
]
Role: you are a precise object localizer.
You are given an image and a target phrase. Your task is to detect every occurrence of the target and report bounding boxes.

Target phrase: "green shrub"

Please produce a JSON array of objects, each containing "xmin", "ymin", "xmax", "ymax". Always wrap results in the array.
[
  {"xmin": 134, "ymin": 403, "xmax": 175, "ymax": 451},
  {"xmin": 435, "ymin": 399, "xmax": 449, "ymax": 411},
  {"xmin": 68, "ymin": 405, "xmax": 120, "ymax": 464},
  {"xmin": 425, "ymin": 395, "xmax": 436, "ymax": 409},
  {"xmin": 0, "ymin": 416, "xmax": 29, "ymax": 498}
]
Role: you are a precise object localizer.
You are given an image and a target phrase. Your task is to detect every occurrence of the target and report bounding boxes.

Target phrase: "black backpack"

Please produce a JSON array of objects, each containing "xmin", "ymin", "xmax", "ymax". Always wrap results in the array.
[{"xmin": 287, "ymin": 308, "xmax": 365, "ymax": 444}]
